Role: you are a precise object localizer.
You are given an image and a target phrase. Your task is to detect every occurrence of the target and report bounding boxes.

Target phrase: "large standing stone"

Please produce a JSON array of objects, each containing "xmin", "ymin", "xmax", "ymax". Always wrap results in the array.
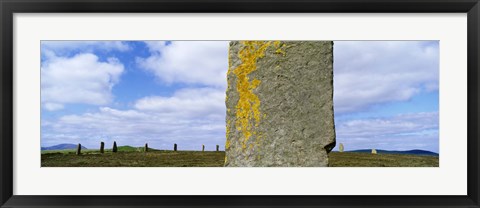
[{"xmin": 225, "ymin": 41, "xmax": 335, "ymax": 167}]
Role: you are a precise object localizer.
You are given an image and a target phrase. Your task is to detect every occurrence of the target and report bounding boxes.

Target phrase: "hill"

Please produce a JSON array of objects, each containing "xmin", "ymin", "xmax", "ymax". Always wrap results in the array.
[
  {"xmin": 41, "ymin": 143, "xmax": 88, "ymax": 150},
  {"xmin": 116, "ymin": 145, "xmax": 156, "ymax": 152},
  {"xmin": 347, "ymin": 149, "xmax": 438, "ymax": 156}
]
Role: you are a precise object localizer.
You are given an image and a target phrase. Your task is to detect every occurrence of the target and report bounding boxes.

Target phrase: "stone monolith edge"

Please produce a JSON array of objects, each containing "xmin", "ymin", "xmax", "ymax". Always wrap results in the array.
[{"xmin": 225, "ymin": 41, "xmax": 335, "ymax": 167}]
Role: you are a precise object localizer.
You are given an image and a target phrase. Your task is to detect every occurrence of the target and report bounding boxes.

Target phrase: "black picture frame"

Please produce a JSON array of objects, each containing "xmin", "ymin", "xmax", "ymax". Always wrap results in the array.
[{"xmin": 1, "ymin": 0, "xmax": 479, "ymax": 207}]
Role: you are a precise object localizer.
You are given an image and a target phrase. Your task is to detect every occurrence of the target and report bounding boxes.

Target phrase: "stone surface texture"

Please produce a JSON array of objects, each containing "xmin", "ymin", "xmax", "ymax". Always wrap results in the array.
[{"xmin": 225, "ymin": 41, "xmax": 335, "ymax": 167}]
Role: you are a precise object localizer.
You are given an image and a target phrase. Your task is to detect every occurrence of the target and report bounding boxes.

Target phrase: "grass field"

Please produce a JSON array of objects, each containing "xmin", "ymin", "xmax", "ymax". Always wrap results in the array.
[
  {"xmin": 41, "ymin": 148, "xmax": 439, "ymax": 167},
  {"xmin": 41, "ymin": 149, "xmax": 225, "ymax": 167},
  {"xmin": 328, "ymin": 152, "xmax": 438, "ymax": 167}
]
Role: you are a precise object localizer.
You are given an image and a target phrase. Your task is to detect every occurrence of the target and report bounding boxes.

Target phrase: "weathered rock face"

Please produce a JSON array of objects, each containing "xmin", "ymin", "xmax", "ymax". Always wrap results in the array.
[{"xmin": 225, "ymin": 41, "xmax": 335, "ymax": 167}]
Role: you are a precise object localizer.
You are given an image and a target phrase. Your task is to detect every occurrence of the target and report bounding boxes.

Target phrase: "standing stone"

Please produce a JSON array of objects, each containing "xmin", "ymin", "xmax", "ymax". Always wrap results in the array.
[
  {"xmin": 113, "ymin": 141, "xmax": 118, "ymax": 153},
  {"xmin": 76, "ymin": 143, "xmax": 82, "ymax": 155},
  {"xmin": 216, "ymin": 145, "xmax": 219, "ymax": 152},
  {"xmin": 225, "ymin": 41, "xmax": 335, "ymax": 167},
  {"xmin": 100, "ymin": 142, "xmax": 105, "ymax": 154},
  {"xmin": 339, "ymin": 143, "xmax": 344, "ymax": 152},
  {"xmin": 174, "ymin": 143, "xmax": 177, "ymax": 151},
  {"xmin": 145, "ymin": 143, "xmax": 149, "ymax": 152},
  {"xmin": 371, "ymin": 149, "xmax": 377, "ymax": 154},
  {"xmin": 202, "ymin": 144, "xmax": 205, "ymax": 152}
]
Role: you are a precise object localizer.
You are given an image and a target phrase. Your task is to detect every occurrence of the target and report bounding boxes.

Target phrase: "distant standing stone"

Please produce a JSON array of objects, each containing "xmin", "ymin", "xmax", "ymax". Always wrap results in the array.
[
  {"xmin": 76, "ymin": 143, "xmax": 81, "ymax": 155},
  {"xmin": 100, "ymin": 142, "xmax": 105, "ymax": 154},
  {"xmin": 216, "ymin": 145, "xmax": 219, "ymax": 152},
  {"xmin": 339, "ymin": 143, "xmax": 344, "ymax": 152},
  {"xmin": 113, "ymin": 141, "xmax": 118, "ymax": 153},
  {"xmin": 202, "ymin": 144, "xmax": 205, "ymax": 152},
  {"xmin": 371, "ymin": 149, "xmax": 377, "ymax": 154},
  {"xmin": 174, "ymin": 143, "xmax": 177, "ymax": 151},
  {"xmin": 145, "ymin": 143, "xmax": 148, "ymax": 152},
  {"xmin": 225, "ymin": 41, "xmax": 335, "ymax": 167}
]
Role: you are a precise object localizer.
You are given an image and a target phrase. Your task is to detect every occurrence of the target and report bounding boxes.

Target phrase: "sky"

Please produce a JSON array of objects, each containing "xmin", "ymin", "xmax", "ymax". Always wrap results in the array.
[{"xmin": 40, "ymin": 40, "xmax": 439, "ymax": 153}]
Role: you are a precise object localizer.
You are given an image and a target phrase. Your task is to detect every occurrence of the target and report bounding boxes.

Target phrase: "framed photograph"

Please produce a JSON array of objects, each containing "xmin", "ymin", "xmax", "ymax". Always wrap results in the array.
[{"xmin": 1, "ymin": 0, "xmax": 479, "ymax": 207}]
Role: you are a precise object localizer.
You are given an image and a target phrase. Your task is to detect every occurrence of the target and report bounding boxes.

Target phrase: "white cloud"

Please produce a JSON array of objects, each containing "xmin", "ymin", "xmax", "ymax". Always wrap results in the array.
[
  {"xmin": 134, "ymin": 88, "xmax": 225, "ymax": 119},
  {"xmin": 41, "ymin": 53, "xmax": 124, "ymax": 110},
  {"xmin": 143, "ymin": 41, "xmax": 168, "ymax": 52},
  {"xmin": 41, "ymin": 41, "xmax": 130, "ymax": 54},
  {"xmin": 334, "ymin": 41, "xmax": 439, "ymax": 113},
  {"xmin": 136, "ymin": 41, "xmax": 229, "ymax": 88},
  {"xmin": 338, "ymin": 112, "xmax": 438, "ymax": 137},
  {"xmin": 43, "ymin": 102, "xmax": 64, "ymax": 111},
  {"xmin": 335, "ymin": 112, "xmax": 439, "ymax": 152},
  {"xmin": 41, "ymin": 88, "xmax": 226, "ymax": 150}
]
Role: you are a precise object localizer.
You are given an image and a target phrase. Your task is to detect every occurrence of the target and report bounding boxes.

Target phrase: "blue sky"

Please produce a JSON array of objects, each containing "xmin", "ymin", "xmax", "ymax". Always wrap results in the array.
[{"xmin": 40, "ymin": 41, "xmax": 439, "ymax": 153}]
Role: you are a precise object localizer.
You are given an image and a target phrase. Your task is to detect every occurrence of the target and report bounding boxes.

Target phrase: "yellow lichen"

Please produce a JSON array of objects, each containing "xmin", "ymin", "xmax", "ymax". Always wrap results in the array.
[
  {"xmin": 273, "ymin": 41, "xmax": 287, "ymax": 56},
  {"xmin": 228, "ymin": 41, "xmax": 287, "ymax": 155},
  {"xmin": 233, "ymin": 41, "xmax": 271, "ymax": 150},
  {"xmin": 225, "ymin": 118, "xmax": 230, "ymax": 149},
  {"xmin": 226, "ymin": 120, "xmax": 231, "ymax": 149},
  {"xmin": 273, "ymin": 41, "xmax": 281, "ymax": 48}
]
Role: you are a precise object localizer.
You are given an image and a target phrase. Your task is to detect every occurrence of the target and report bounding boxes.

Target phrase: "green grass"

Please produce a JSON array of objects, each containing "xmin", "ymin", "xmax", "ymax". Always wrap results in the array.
[
  {"xmin": 328, "ymin": 152, "xmax": 439, "ymax": 167},
  {"xmin": 41, "ymin": 149, "xmax": 438, "ymax": 167},
  {"xmin": 41, "ymin": 149, "xmax": 225, "ymax": 167},
  {"xmin": 116, "ymin": 145, "xmax": 153, "ymax": 152}
]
